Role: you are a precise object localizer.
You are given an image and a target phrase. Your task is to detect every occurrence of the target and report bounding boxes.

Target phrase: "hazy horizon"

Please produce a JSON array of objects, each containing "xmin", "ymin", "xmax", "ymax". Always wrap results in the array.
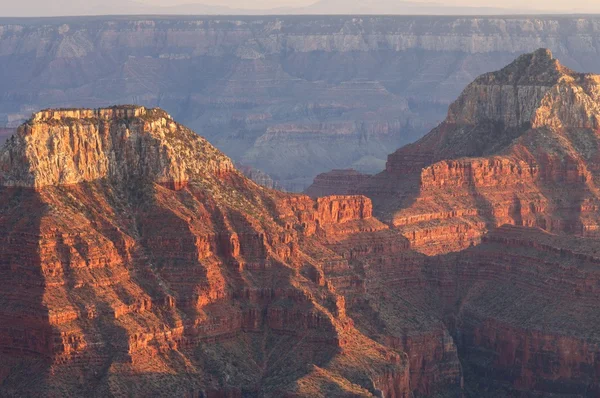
[{"xmin": 2, "ymin": 0, "xmax": 600, "ymax": 17}]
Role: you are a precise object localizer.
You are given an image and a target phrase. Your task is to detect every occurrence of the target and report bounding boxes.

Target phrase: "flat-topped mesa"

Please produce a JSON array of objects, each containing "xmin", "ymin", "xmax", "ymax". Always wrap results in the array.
[
  {"xmin": 0, "ymin": 106, "xmax": 235, "ymax": 189},
  {"xmin": 32, "ymin": 105, "xmax": 153, "ymax": 123}
]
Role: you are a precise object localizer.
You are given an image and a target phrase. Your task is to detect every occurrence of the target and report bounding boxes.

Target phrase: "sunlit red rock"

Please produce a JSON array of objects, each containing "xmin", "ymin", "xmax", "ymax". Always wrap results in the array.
[
  {"xmin": 304, "ymin": 49, "xmax": 600, "ymax": 396},
  {"xmin": 0, "ymin": 106, "xmax": 411, "ymax": 397},
  {"xmin": 5, "ymin": 48, "xmax": 600, "ymax": 397}
]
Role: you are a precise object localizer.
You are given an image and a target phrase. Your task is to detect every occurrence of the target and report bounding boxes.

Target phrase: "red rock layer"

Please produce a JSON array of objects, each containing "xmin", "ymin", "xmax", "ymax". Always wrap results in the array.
[
  {"xmin": 0, "ymin": 108, "xmax": 412, "ymax": 397},
  {"xmin": 303, "ymin": 49, "xmax": 600, "ymax": 396}
]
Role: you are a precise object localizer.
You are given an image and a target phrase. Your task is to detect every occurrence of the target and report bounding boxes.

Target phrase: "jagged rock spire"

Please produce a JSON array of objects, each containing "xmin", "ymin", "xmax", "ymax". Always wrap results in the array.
[
  {"xmin": 447, "ymin": 48, "xmax": 572, "ymax": 128},
  {"xmin": 385, "ymin": 48, "xmax": 600, "ymax": 170}
]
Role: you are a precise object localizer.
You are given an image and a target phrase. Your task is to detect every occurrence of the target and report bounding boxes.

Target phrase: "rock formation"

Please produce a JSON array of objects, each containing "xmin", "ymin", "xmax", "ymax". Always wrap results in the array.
[
  {"xmin": 0, "ymin": 107, "xmax": 234, "ymax": 189},
  {"xmin": 303, "ymin": 49, "xmax": 600, "ymax": 396},
  {"xmin": 308, "ymin": 49, "xmax": 600, "ymax": 253},
  {"xmin": 3, "ymin": 16, "xmax": 600, "ymax": 190},
  {"xmin": 4, "ymin": 49, "xmax": 600, "ymax": 397},
  {"xmin": 0, "ymin": 106, "xmax": 416, "ymax": 397}
]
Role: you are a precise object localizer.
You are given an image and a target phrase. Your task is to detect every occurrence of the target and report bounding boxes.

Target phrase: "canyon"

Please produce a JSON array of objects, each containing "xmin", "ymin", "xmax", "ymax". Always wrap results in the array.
[
  {"xmin": 305, "ymin": 48, "xmax": 600, "ymax": 396},
  {"xmin": 4, "ymin": 16, "xmax": 600, "ymax": 189},
  {"xmin": 0, "ymin": 106, "xmax": 414, "ymax": 397},
  {"xmin": 2, "ymin": 49, "xmax": 600, "ymax": 397}
]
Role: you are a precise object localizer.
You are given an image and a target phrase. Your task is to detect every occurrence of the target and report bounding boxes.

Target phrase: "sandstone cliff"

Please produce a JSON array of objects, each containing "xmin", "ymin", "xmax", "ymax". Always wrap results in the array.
[
  {"xmin": 0, "ymin": 108, "xmax": 412, "ymax": 397},
  {"xmin": 303, "ymin": 49, "xmax": 600, "ymax": 396},
  {"xmin": 307, "ymin": 49, "xmax": 600, "ymax": 254}
]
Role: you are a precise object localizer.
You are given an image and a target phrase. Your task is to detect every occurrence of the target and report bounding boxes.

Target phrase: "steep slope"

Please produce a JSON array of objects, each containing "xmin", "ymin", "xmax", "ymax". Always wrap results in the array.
[
  {"xmin": 3, "ymin": 17, "xmax": 600, "ymax": 190},
  {"xmin": 0, "ymin": 107, "xmax": 414, "ymax": 397},
  {"xmin": 4, "ymin": 77, "xmax": 600, "ymax": 396},
  {"xmin": 309, "ymin": 49, "xmax": 600, "ymax": 254},
  {"xmin": 304, "ymin": 49, "xmax": 600, "ymax": 396}
]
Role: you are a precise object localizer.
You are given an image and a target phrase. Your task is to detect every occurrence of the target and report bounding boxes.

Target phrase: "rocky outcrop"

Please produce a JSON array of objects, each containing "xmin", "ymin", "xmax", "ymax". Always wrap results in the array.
[
  {"xmin": 0, "ymin": 106, "xmax": 412, "ymax": 397},
  {"xmin": 315, "ymin": 196, "xmax": 373, "ymax": 224},
  {"xmin": 304, "ymin": 50, "xmax": 600, "ymax": 396},
  {"xmin": 0, "ymin": 107, "xmax": 234, "ymax": 188},
  {"xmin": 326, "ymin": 50, "xmax": 600, "ymax": 254},
  {"xmin": 446, "ymin": 49, "xmax": 567, "ymax": 127},
  {"xmin": 4, "ymin": 17, "xmax": 600, "ymax": 190},
  {"xmin": 386, "ymin": 49, "xmax": 571, "ymax": 170}
]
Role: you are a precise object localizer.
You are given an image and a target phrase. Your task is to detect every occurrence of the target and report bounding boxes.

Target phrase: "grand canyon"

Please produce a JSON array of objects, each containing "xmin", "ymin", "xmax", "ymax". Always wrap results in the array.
[
  {"xmin": 3, "ymin": 16, "xmax": 600, "ymax": 190},
  {"xmin": 1, "ymin": 47, "xmax": 600, "ymax": 397}
]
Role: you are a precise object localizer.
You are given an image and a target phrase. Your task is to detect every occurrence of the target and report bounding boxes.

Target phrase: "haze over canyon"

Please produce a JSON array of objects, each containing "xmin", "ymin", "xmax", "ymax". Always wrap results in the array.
[
  {"xmin": 2, "ymin": 5, "xmax": 600, "ymax": 396},
  {"xmin": 4, "ymin": 16, "xmax": 600, "ymax": 190}
]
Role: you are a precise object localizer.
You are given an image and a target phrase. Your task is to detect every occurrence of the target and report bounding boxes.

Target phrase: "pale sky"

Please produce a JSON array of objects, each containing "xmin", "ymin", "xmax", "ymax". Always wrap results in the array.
[
  {"xmin": 140, "ymin": 0, "xmax": 314, "ymax": 8},
  {"xmin": 139, "ymin": 0, "xmax": 600, "ymax": 12},
  {"xmin": 2, "ymin": 0, "xmax": 600, "ymax": 17}
]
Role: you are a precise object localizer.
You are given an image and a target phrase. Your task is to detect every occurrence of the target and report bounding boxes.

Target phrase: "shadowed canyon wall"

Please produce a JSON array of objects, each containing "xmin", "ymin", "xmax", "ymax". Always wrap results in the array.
[
  {"xmin": 3, "ymin": 16, "xmax": 600, "ymax": 189},
  {"xmin": 305, "ymin": 49, "xmax": 600, "ymax": 396}
]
